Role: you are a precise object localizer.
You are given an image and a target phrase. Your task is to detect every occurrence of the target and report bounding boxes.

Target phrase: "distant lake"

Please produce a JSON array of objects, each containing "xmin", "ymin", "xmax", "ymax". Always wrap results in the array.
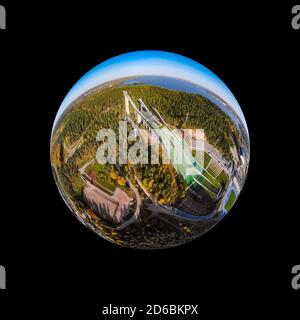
[
  {"xmin": 121, "ymin": 75, "xmax": 242, "ymax": 129},
  {"xmin": 122, "ymin": 76, "xmax": 206, "ymax": 95}
]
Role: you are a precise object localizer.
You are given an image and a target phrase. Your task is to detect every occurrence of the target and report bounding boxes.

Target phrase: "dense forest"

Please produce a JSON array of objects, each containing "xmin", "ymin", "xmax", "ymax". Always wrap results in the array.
[
  {"xmin": 129, "ymin": 85, "xmax": 238, "ymax": 159},
  {"xmin": 51, "ymin": 83, "xmax": 238, "ymax": 209},
  {"xmin": 53, "ymin": 83, "xmax": 239, "ymax": 163}
]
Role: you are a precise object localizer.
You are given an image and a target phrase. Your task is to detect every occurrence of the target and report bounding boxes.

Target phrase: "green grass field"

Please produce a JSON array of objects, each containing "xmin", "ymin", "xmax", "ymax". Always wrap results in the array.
[
  {"xmin": 191, "ymin": 150, "xmax": 212, "ymax": 168},
  {"xmin": 204, "ymin": 152, "xmax": 212, "ymax": 168},
  {"xmin": 216, "ymin": 170, "xmax": 228, "ymax": 186},
  {"xmin": 225, "ymin": 190, "xmax": 237, "ymax": 211}
]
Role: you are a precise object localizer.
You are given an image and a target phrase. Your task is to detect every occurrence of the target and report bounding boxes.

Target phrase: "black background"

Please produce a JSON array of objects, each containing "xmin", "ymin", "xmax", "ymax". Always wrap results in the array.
[{"xmin": 0, "ymin": 1, "xmax": 299, "ymax": 318}]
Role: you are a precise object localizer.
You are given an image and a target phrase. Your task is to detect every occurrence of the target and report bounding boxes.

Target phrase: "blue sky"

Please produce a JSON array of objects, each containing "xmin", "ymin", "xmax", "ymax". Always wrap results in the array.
[{"xmin": 53, "ymin": 51, "xmax": 248, "ymax": 134}]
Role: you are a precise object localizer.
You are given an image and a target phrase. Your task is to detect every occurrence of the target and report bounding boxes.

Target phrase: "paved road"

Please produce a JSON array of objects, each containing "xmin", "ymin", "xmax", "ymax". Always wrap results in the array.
[
  {"xmin": 64, "ymin": 137, "xmax": 84, "ymax": 161},
  {"xmin": 146, "ymin": 201, "xmax": 219, "ymax": 222},
  {"xmin": 112, "ymin": 166, "xmax": 142, "ymax": 231}
]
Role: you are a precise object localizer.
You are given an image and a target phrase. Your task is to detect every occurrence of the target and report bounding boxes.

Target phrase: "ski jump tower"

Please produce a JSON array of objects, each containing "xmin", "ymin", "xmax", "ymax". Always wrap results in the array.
[
  {"xmin": 124, "ymin": 90, "xmax": 142, "ymax": 124},
  {"xmin": 123, "ymin": 90, "xmax": 163, "ymax": 131},
  {"xmin": 122, "ymin": 90, "xmax": 223, "ymax": 199}
]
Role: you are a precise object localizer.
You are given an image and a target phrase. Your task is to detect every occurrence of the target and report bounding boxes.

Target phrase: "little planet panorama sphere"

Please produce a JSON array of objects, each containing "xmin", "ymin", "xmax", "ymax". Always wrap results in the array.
[{"xmin": 50, "ymin": 51, "xmax": 250, "ymax": 249}]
